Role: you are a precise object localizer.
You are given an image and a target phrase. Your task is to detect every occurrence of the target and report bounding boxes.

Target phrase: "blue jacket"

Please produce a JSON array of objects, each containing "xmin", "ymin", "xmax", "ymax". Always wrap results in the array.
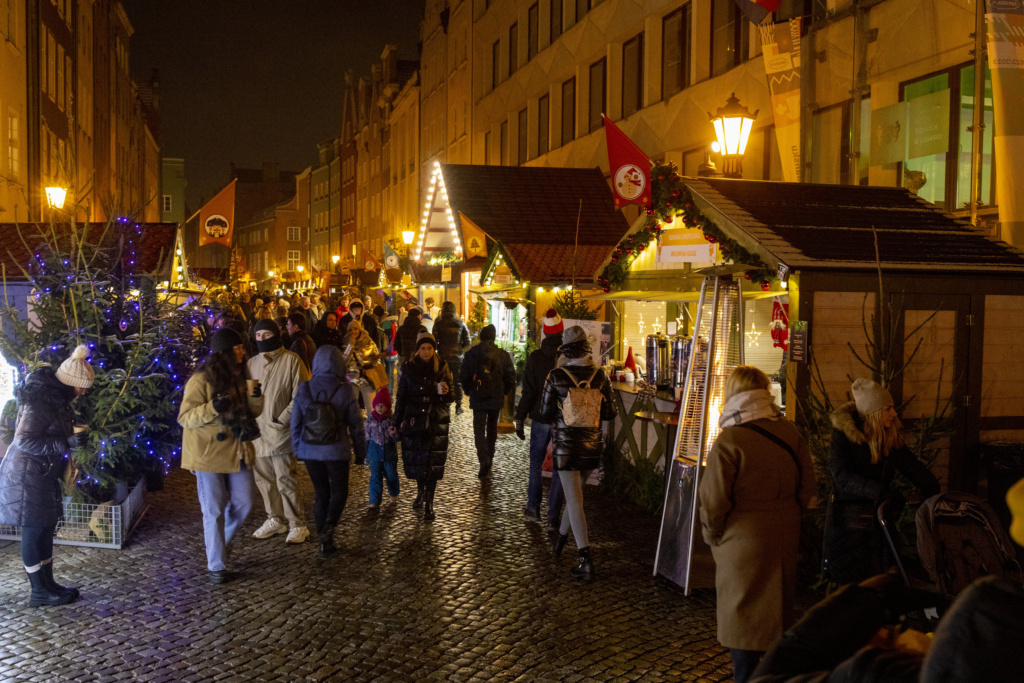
[{"xmin": 290, "ymin": 346, "xmax": 367, "ymax": 462}]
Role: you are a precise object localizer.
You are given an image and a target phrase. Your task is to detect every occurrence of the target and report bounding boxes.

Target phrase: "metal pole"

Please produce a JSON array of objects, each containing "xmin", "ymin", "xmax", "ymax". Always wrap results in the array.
[{"xmin": 969, "ymin": 0, "xmax": 987, "ymax": 227}]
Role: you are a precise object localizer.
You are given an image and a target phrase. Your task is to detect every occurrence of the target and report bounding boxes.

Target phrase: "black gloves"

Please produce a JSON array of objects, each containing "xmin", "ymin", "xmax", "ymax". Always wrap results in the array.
[
  {"xmin": 212, "ymin": 395, "xmax": 232, "ymax": 414},
  {"xmin": 515, "ymin": 419, "xmax": 526, "ymax": 441}
]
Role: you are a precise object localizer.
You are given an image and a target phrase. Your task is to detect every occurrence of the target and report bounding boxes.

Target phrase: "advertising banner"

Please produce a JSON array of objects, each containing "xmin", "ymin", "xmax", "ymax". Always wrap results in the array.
[
  {"xmin": 657, "ymin": 229, "xmax": 718, "ymax": 264},
  {"xmin": 759, "ymin": 19, "xmax": 802, "ymax": 182}
]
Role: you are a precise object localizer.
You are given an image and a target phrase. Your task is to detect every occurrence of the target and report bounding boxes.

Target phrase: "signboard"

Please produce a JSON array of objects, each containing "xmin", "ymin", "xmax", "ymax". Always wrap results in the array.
[
  {"xmin": 870, "ymin": 102, "xmax": 906, "ymax": 165},
  {"xmin": 907, "ymin": 89, "xmax": 951, "ymax": 160},
  {"xmin": 657, "ymin": 229, "xmax": 718, "ymax": 264},
  {"xmin": 494, "ymin": 264, "xmax": 512, "ymax": 285},
  {"xmin": 789, "ymin": 320, "xmax": 809, "ymax": 363},
  {"xmin": 441, "ymin": 266, "xmax": 452, "ymax": 282}
]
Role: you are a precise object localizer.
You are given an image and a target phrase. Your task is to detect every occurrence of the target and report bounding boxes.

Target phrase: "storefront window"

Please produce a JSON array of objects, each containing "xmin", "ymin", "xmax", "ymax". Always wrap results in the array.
[
  {"xmin": 956, "ymin": 64, "xmax": 994, "ymax": 209},
  {"xmin": 744, "ymin": 297, "xmax": 785, "ymax": 382},
  {"xmin": 621, "ymin": 301, "xmax": 667, "ymax": 360},
  {"xmin": 902, "ymin": 73, "xmax": 949, "ymax": 207}
]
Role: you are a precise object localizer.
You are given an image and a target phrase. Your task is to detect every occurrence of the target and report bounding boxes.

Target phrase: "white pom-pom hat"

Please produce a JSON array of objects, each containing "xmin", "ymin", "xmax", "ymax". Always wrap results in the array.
[
  {"xmin": 56, "ymin": 344, "xmax": 95, "ymax": 389},
  {"xmin": 542, "ymin": 308, "xmax": 564, "ymax": 335}
]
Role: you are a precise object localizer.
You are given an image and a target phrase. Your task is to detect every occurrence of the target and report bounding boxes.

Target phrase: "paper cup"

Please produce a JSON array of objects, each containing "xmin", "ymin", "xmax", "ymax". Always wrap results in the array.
[
  {"xmin": 73, "ymin": 425, "xmax": 88, "ymax": 434},
  {"xmin": 246, "ymin": 379, "xmax": 259, "ymax": 396},
  {"xmin": 437, "ymin": 382, "xmax": 447, "ymax": 395}
]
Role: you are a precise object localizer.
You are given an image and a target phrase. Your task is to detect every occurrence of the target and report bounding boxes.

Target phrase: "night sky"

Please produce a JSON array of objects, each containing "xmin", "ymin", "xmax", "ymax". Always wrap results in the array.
[{"xmin": 123, "ymin": 0, "xmax": 424, "ymax": 213}]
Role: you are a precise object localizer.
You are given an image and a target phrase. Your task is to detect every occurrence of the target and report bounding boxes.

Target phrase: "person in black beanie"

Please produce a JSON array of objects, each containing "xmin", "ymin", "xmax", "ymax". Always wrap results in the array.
[{"xmin": 178, "ymin": 327, "xmax": 264, "ymax": 584}]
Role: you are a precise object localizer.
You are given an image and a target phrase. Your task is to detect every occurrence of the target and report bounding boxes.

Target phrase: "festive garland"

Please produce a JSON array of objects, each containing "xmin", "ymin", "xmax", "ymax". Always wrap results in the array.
[{"xmin": 596, "ymin": 161, "xmax": 777, "ymax": 292}]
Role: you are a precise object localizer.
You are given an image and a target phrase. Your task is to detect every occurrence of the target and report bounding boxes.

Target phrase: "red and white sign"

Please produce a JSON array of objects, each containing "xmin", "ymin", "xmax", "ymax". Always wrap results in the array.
[{"xmin": 602, "ymin": 115, "xmax": 651, "ymax": 210}]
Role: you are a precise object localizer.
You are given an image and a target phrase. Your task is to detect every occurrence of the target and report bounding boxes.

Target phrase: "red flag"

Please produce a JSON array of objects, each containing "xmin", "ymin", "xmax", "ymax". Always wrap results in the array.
[
  {"xmin": 361, "ymin": 248, "xmax": 380, "ymax": 272},
  {"xmin": 734, "ymin": 0, "xmax": 778, "ymax": 25},
  {"xmin": 602, "ymin": 115, "xmax": 651, "ymax": 210},
  {"xmin": 198, "ymin": 179, "xmax": 236, "ymax": 247}
]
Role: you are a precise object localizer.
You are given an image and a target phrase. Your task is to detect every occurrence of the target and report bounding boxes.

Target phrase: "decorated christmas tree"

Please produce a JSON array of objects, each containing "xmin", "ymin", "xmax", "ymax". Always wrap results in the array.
[{"xmin": 0, "ymin": 217, "xmax": 203, "ymax": 503}]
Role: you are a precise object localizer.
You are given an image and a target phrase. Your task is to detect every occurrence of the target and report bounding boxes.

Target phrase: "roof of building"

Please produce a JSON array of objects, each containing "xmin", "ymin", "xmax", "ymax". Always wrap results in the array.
[
  {"xmin": 438, "ymin": 164, "xmax": 630, "ymax": 282},
  {"xmin": 683, "ymin": 178, "xmax": 1024, "ymax": 274},
  {"xmin": 0, "ymin": 222, "xmax": 178, "ymax": 282}
]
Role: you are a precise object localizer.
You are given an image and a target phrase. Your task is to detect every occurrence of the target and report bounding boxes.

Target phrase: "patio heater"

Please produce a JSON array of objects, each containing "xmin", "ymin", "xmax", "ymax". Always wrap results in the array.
[{"xmin": 653, "ymin": 272, "xmax": 744, "ymax": 594}]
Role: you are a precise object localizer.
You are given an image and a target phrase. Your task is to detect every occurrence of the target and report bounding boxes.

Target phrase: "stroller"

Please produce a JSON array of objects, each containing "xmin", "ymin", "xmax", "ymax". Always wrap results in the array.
[{"xmin": 913, "ymin": 492, "xmax": 1023, "ymax": 600}]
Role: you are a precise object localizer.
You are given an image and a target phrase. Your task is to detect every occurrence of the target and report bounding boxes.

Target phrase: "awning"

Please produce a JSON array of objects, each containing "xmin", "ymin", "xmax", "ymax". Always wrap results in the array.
[
  {"xmin": 469, "ymin": 284, "xmax": 526, "ymax": 295},
  {"xmin": 591, "ymin": 288, "xmax": 787, "ymax": 302}
]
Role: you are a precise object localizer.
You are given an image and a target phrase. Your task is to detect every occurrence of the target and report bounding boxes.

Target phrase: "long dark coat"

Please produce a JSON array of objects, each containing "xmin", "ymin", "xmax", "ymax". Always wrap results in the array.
[
  {"xmin": 393, "ymin": 355, "xmax": 454, "ymax": 480},
  {"xmin": 823, "ymin": 402, "xmax": 939, "ymax": 585},
  {"xmin": 537, "ymin": 361, "xmax": 614, "ymax": 471},
  {"xmin": 0, "ymin": 368, "xmax": 75, "ymax": 528}
]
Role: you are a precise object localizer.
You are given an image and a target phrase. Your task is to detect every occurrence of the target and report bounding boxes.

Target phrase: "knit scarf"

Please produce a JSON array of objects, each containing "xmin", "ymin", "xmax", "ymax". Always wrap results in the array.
[{"xmin": 719, "ymin": 388, "xmax": 781, "ymax": 428}]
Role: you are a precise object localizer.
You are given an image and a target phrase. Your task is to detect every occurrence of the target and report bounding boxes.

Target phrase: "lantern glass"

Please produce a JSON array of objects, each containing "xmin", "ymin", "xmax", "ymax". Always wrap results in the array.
[
  {"xmin": 45, "ymin": 187, "xmax": 67, "ymax": 209},
  {"xmin": 402, "ymin": 230, "xmax": 415, "ymax": 245}
]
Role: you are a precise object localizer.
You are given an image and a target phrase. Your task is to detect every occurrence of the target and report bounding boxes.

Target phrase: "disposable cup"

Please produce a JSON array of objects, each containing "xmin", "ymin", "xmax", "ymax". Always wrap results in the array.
[{"xmin": 246, "ymin": 379, "xmax": 259, "ymax": 396}]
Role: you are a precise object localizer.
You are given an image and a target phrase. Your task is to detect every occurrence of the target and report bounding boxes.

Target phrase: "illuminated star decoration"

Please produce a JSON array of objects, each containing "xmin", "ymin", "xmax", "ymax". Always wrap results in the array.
[{"xmin": 745, "ymin": 321, "xmax": 761, "ymax": 347}]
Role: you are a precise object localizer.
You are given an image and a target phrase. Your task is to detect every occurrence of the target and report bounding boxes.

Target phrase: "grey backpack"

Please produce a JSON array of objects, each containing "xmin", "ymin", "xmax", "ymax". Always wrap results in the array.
[{"xmin": 561, "ymin": 367, "xmax": 602, "ymax": 428}]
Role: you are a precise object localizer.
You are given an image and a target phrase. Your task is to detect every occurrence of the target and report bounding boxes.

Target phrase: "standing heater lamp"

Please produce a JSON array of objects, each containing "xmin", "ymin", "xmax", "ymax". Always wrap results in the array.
[{"xmin": 653, "ymin": 272, "xmax": 744, "ymax": 594}]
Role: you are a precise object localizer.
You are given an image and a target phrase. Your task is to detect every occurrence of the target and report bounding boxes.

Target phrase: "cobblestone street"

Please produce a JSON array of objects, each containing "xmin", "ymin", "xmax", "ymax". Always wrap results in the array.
[{"xmin": 0, "ymin": 413, "xmax": 728, "ymax": 682}]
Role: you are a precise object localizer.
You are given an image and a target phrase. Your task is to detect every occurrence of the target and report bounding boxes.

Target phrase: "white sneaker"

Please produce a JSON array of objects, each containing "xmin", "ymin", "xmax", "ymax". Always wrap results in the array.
[
  {"xmin": 285, "ymin": 526, "xmax": 309, "ymax": 544},
  {"xmin": 252, "ymin": 518, "xmax": 287, "ymax": 539}
]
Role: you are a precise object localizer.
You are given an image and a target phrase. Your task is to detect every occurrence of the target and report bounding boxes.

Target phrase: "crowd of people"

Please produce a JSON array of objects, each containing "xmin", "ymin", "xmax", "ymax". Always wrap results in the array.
[{"xmin": 1, "ymin": 289, "xmax": 1022, "ymax": 682}]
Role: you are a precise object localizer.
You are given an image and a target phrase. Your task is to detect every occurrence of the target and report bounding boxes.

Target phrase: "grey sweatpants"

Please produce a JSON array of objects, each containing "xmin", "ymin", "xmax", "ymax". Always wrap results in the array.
[{"xmin": 558, "ymin": 469, "xmax": 589, "ymax": 549}]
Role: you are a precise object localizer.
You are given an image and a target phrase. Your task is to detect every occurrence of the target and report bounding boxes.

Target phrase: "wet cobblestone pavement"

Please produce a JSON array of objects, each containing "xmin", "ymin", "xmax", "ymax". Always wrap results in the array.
[{"xmin": 0, "ymin": 413, "xmax": 729, "ymax": 681}]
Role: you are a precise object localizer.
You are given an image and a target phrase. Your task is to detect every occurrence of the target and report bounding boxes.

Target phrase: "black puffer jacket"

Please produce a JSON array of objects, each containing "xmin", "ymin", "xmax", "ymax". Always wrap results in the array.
[
  {"xmin": 0, "ymin": 367, "xmax": 75, "ymax": 527},
  {"xmin": 433, "ymin": 308, "xmax": 470, "ymax": 361},
  {"xmin": 538, "ymin": 361, "xmax": 614, "ymax": 471},
  {"xmin": 394, "ymin": 355, "xmax": 454, "ymax": 480},
  {"xmin": 515, "ymin": 332, "xmax": 562, "ymax": 424},
  {"xmin": 460, "ymin": 340, "xmax": 516, "ymax": 411},
  {"xmin": 394, "ymin": 316, "xmax": 425, "ymax": 362}
]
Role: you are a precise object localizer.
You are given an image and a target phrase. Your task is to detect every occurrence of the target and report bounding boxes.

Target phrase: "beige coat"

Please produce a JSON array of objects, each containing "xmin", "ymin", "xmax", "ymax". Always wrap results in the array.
[
  {"xmin": 246, "ymin": 347, "xmax": 310, "ymax": 458},
  {"xmin": 698, "ymin": 417, "xmax": 815, "ymax": 651},
  {"xmin": 178, "ymin": 372, "xmax": 264, "ymax": 474}
]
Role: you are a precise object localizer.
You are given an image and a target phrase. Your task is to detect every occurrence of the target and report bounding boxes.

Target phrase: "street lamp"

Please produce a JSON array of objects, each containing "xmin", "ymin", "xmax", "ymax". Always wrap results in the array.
[
  {"xmin": 297, "ymin": 265, "xmax": 305, "ymax": 273},
  {"xmin": 332, "ymin": 255, "xmax": 340, "ymax": 264},
  {"xmin": 402, "ymin": 230, "xmax": 415, "ymax": 246},
  {"xmin": 268, "ymin": 270, "xmax": 274, "ymax": 278},
  {"xmin": 709, "ymin": 93, "xmax": 758, "ymax": 179},
  {"xmin": 45, "ymin": 186, "xmax": 68, "ymax": 210}
]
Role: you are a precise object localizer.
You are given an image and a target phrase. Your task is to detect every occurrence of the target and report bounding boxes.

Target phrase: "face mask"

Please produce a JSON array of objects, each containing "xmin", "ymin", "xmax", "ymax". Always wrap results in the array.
[{"xmin": 256, "ymin": 336, "xmax": 283, "ymax": 353}]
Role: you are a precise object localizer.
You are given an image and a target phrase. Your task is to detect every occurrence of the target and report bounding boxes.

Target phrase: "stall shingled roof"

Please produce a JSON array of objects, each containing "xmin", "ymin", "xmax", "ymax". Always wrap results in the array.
[
  {"xmin": 683, "ymin": 178, "xmax": 1024, "ymax": 274},
  {"xmin": 440, "ymin": 164, "xmax": 630, "ymax": 282}
]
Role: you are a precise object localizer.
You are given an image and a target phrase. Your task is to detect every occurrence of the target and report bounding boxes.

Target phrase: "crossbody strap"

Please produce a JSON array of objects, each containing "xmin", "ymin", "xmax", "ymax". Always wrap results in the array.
[{"xmin": 735, "ymin": 422, "xmax": 803, "ymax": 507}]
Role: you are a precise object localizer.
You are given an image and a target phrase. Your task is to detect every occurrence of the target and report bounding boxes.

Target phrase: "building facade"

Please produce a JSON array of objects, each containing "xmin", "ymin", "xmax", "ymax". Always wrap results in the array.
[
  {"xmin": 388, "ymin": 70, "xmax": 420, "ymax": 257},
  {"xmin": 310, "ymin": 140, "xmax": 334, "ymax": 271},
  {"xmin": 160, "ymin": 157, "xmax": 186, "ymax": 225},
  {"xmin": 0, "ymin": 0, "xmax": 28, "ymax": 222},
  {"xmin": 235, "ymin": 167, "xmax": 311, "ymax": 287},
  {"xmin": 340, "ymin": 84, "xmax": 358, "ymax": 262}
]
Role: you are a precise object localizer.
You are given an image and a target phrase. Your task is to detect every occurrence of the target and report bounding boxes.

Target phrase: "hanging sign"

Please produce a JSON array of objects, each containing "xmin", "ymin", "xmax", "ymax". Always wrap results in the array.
[
  {"xmin": 494, "ymin": 265, "xmax": 512, "ymax": 285},
  {"xmin": 441, "ymin": 266, "xmax": 452, "ymax": 282},
  {"xmin": 657, "ymin": 229, "xmax": 718, "ymax": 264},
  {"xmin": 789, "ymin": 320, "xmax": 809, "ymax": 363},
  {"xmin": 759, "ymin": 19, "xmax": 802, "ymax": 182}
]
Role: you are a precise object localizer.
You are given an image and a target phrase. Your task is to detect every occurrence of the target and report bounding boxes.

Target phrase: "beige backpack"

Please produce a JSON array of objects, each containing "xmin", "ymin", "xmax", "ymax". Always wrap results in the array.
[{"xmin": 561, "ymin": 367, "xmax": 603, "ymax": 428}]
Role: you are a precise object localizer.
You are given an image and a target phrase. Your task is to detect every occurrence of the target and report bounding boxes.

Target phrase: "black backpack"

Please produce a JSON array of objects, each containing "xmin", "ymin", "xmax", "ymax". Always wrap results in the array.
[
  {"xmin": 301, "ymin": 385, "xmax": 344, "ymax": 445},
  {"xmin": 473, "ymin": 350, "xmax": 505, "ymax": 399}
]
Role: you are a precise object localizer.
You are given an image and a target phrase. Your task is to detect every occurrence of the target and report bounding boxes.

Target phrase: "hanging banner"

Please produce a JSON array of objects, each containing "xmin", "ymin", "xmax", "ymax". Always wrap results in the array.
[
  {"xmin": 460, "ymin": 213, "xmax": 489, "ymax": 259},
  {"xmin": 198, "ymin": 179, "xmax": 237, "ymax": 247},
  {"xmin": 759, "ymin": 19, "xmax": 802, "ymax": 182},
  {"xmin": 361, "ymin": 248, "xmax": 380, "ymax": 272},
  {"xmin": 735, "ymin": 0, "xmax": 779, "ymax": 24},
  {"xmin": 985, "ymin": 1, "xmax": 1024, "ymax": 246},
  {"xmin": 657, "ymin": 229, "xmax": 718, "ymax": 264},
  {"xmin": 602, "ymin": 115, "xmax": 651, "ymax": 210}
]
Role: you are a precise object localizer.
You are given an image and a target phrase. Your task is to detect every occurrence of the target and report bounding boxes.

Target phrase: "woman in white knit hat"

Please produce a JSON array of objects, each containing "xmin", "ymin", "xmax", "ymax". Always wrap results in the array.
[
  {"xmin": 823, "ymin": 378, "xmax": 939, "ymax": 585},
  {"xmin": 0, "ymin": 345, "xmax": 93, "ymax": 606}
]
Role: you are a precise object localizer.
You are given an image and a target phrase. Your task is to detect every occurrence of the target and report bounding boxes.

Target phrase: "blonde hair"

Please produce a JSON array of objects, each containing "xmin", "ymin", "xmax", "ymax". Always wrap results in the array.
[
  {"xmin": 863, "ymin": 408, "xmax": 904, "ymax": 464},
  {"xmin": 725, "ymin": 366, "xmax": 771, "ymax": 401}
]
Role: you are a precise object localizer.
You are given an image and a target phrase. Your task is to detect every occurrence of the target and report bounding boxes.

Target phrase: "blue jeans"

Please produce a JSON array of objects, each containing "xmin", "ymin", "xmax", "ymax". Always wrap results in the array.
[
  {"xmin": 195, "ymin": 464, "xmax": 254, "ymax": 572},
  {"xmin": 527, "ymin": 421, "xmax": 552, "ymax": 511},
  {"xmin": 367, "ymin": 441, "xmax": 400, "ymax": 505}
]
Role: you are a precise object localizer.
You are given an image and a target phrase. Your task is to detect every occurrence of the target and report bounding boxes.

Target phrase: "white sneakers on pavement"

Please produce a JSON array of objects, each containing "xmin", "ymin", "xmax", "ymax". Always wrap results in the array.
[
  {"xmin": 252, "ymin": 518, "xmax": 287, "ymax": 539},
  {"xmin": 285, "ymin": 526, "xmax": 309, "ymax": 544}
]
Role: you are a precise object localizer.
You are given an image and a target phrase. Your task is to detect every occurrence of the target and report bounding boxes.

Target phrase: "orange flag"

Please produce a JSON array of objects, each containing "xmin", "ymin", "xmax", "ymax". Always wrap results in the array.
[
  {"xmin": 361, "ymin": 248, "xmax": 381, "ymax": 272},
  {"xmin": 198, "ymin": 179, "xmax": 237, "ymax": 247}
]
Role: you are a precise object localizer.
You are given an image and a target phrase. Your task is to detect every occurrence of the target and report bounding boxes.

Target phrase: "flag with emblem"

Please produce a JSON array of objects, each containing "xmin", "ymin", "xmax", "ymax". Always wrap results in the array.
[
  {"xmin": 198, "ymin": 179, "xmax": 236, "ymax": 247},
  {"xmin": 383, "ymin": 243, "xmax": 401, "ymax": 270},
  {"xmin": 602, "ymin": 115, "xmax": 651, "ymax": 210},
  {"xmin": 361, "ymin": 248, "xmax": 381, "ymax": 272}
]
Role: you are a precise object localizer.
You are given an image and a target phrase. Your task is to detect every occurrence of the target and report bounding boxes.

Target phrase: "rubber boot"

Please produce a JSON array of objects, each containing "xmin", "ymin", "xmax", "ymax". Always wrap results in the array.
[
  {"xmin": 413, "ymin": 479, "xmax": 425, "ymax": 509},
  {"xmin": 41, "ymin": 561, "xmax": 79, "ymax": 601},
  {"xmin": 423, "ymin": 480, "xmax": 436, "ymax": 521},
  {"xmin": 570, "ymin": 546, "xmax": 594, "ymax": 581},
  {"xmin": 552, "ymin": 532, "xmax": 569, "ymax": 561},
  {"xmin": 27, "ymin": 570, "xmax": 76, "ymax": 607},
  {"xmin": 318, "ymin": 524, "xmax": 337, "ymax": 558}
]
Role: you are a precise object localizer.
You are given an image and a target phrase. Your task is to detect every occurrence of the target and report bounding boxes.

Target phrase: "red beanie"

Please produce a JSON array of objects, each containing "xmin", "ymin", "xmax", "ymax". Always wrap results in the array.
[
  {"xmin": 372, "ymin": 387, "xmax": 393, "ymax": 421},
  {"xmin": 542, "ymin": 308, "xmax": 564, "ymax": 335}
]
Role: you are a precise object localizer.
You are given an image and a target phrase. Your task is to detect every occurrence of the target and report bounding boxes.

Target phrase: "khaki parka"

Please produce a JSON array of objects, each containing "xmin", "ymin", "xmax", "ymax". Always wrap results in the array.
[
  {"xmin": 178, "ymin": 371, "xmax": 264, "ymax": 474},
  {"xmin": 246, "ymin": 346, "xmax": 310, "ymax": 458}
]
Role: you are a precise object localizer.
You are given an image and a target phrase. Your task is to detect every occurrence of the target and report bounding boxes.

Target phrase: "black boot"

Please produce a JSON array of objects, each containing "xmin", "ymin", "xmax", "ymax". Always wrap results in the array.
[
  {"xmin": 423, "ymin": 481, "xmax": 436, "ymax": 521},
  {"xmin": 552, "ymin": 532, "xmax": 569, "ymax": 561},
  {"xmin": 570, "ymin": 546, "xmax": 594, "ymax": 581},
  {"xmin": 413, "ymin": 480, "xmax": 425, "ymax": 509},
  {"xmin": 41, "ymin": 561, "xmax": 79, "ymax": 601},
  {"xmin": 318, "ymin": 525, "xmax": 337, "ymax": 558},
  {"xmin": 478, "ymin": 457, "xmax": 492, "ymax": 479},
  {"xmin": 27, "ymin": 570, "xmax": 76, "ymax": 607}
]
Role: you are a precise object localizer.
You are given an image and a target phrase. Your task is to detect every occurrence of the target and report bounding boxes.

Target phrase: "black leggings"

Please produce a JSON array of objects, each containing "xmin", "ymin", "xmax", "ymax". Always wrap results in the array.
[
  {"xmin": 304, "ymin": 461, "xmax": 350, "ymax": 533},
  {"xmin": 22, "ymin": 525, "xmax": 56, "ymax": 568}
]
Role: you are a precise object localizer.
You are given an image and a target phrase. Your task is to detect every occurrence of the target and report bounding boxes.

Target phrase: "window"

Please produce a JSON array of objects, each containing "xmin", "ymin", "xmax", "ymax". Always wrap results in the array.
[
  {"xmin": 484, "ymin": 130, "xmax": 491, "ymax": 165},
  {"xmin": 500, "ymin": 120, "xmax": 508, "ymax": 165},
  {"xmin": 589, "ymin": 58, "xmax": 606, "ymax": 133},
  {"xmin": 551, "ymin": 0, "xmax": 563, "ymax": 42},
  {"xmin": 287, "ymin": 250, "xmax": 299, "ymax": 272},
  {"xmin": 623, "ymin": 33, "xmax": 644, "ymax": 117},
  {"xmin": 288, "ymin": 226, "xmax": 301, "ymax": 242},
  {"xmin": 518, "ymin": 108, "xmax": 529, "ymax": 165},
  {"xmin": 538, "ymin": 94, "xmax": 550, "ymax": 156},
  {"xmin": 162, "ymin": 195, "xmax": 172, "ymax": 213},
  {"xmin": 663, "ymin": 7, "xmax": 691, "ymax": 100},
  {"xmin": 47, "ymin": 31, "xmax": 55, "ymax": 98},
  {"xmin": 576, "ymin": 0, "xmax": 590, "ymax": 25},
  {"xmin": 711, "ymin": 0, "xmax": 749, "ymax": 77},
  {"xmin": 528, "ymin": 4, "xmax": 539, "ymax": 61},
  {"xmin": 492, "ymin": 40, "xmax": 501, "ymax": 89},
  {"xmin": 7, "ymin": 113, "xmax": 18, "ymax": 180},
  {"xmin": 509, "ymin": 22, "xmax": 518, "ymax": 75},
  {"xmin": 562, "ymin": 77, "xmax": 576, "ymax": 145},
  {"xmin": 56, "ymin": 44, "xmax": 64, "ymax": 109}
]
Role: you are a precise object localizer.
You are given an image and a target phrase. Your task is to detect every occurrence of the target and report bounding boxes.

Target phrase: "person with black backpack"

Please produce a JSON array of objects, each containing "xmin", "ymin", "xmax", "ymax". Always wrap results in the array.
[
  {"xmin": 290, "ymin": 346, "xmax": 367, "ymax": 557},
  {"xmin": 460, "ymin": 324, "xmax": 516, "ymax": 479}
]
